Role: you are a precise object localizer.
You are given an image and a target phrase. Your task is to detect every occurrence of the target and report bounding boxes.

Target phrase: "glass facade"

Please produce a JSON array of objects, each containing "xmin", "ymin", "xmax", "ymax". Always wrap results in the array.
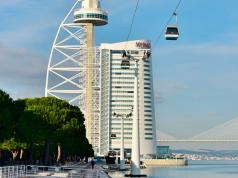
[{"xmin": 74, "ymin": 13, "xmax": 108, "ymax": 20}]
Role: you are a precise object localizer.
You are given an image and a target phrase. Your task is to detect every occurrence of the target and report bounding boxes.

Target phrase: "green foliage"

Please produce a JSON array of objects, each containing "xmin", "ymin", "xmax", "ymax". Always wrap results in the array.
[
  {"xmin": 0, "ymin": 90, "xmax": 94, "ymax": 165},
  {"xmin": 0, "ymin": 90, "xmax": 13, "ymax": 107},
  {"xmin": 23, "ymin": 97, "xmax": 85, "ymax": 127},
  {"xmin": 0, "ymin": 90, "xmax": 15, "ymax": 141},
  {"xmin": 16, "ymin": 110, "xmax": 49, "ymax": 145},
  {"xmin": 0, "ymin": 138, "xmax": 27, "ymax": 151}
]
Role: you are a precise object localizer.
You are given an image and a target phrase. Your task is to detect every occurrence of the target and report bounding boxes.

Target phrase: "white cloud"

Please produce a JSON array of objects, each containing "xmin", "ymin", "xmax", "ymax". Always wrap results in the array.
[
  {"xmin": 0, "ymin": 0, "xmax": 70, "ymax": 98},
  {"xmin": 0, "ymin": 0, "xmax": 24, "ymax": 6},
  {"xmin": 0, "ymin": 44, "xmax": 47, "ymax": 99},
  {"xmin": 153, "ymin": 40, "xmax": 238, "ymax": 97},
  {"xmin": 0, "ymin": 0, "xmax": 71, "ymax": 48},
  {"xmin": 154, "ymin": 41, "xmax": 238, "ymax": 58}
]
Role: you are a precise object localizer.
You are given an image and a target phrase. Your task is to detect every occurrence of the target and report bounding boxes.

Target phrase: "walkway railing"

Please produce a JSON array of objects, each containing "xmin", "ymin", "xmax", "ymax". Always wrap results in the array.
[
  {"xmin": 0, "ymin": 165, "xmax": 109, "ymax": 178},
  {"xmin": 0, "ymin": 165, "xmax": 25, "ymax": 178},
  {"xmin": 26, "ymin": 165, "xmax": 109, "ymax": 178}
]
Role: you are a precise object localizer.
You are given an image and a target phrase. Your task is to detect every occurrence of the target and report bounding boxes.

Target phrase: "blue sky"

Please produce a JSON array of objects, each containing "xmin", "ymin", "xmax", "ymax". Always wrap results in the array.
[{"xmin": 1, "ymin": 0, "xmax": 238, "ymax": 139}]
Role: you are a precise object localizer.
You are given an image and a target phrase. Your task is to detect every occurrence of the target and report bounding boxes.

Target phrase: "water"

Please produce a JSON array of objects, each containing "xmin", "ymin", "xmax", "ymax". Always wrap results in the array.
[{"xmin": 109, "ymin": 161, "xmax": 238, "ymax": 178}]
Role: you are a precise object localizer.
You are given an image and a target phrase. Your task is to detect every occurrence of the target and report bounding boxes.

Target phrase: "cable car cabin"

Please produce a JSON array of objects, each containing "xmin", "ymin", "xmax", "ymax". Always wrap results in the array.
[
  {"xmin": 121, "ymin": 59, "xmax": 130, "ymax": 70},
  {"xmin": 122, "ymin": 51, "xmax": 127, "ymax": 58},
  {"xmin": 143, "ymin": 51, "xmax": 151, "ymax": 60},
  {"xmin": 111, "ymin": 134, "xmax": 117, "ymax": 138},
  {"xmin": 165, "ymin": 25, "xmax": 179, "ymax": 40}
]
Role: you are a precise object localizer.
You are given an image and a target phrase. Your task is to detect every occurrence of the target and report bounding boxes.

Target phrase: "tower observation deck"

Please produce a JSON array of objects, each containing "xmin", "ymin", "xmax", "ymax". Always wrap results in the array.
[
  {"xmin": 45, "ymin": 0, "xmax": 108, "ymax": 154},
  {"xmin": 74, "ymin": 0, "xmax": 108, "ymax": 25}
]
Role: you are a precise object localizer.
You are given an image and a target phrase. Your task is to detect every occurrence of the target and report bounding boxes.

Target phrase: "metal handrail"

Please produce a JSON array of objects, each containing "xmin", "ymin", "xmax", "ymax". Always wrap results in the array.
[
  {"xmin": 0, "ymin": 165, "xmax": 25, "ymax": 178},
  {"xmin": 0, "ymin": 164, "xmax": 109, "ymax": 178}
]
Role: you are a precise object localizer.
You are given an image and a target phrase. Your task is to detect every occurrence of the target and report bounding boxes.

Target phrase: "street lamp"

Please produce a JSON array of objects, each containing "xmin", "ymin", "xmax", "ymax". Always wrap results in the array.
[
  {"xmin": 122, "ymin": 50, "xmax": 150, "ymax": 177},
  {"xmin": 113, "ymin": 107, "xmax": 133, "ymax": 171}
]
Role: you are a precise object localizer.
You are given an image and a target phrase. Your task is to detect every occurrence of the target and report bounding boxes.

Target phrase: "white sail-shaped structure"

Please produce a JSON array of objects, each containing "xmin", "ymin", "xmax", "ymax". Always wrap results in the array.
[{"xmin": 45, "ymin": 0, "xmax": 108, "ymax": 154}]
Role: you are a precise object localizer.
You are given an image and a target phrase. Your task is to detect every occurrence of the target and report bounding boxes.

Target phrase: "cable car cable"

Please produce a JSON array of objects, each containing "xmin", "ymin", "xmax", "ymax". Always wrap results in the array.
[
  {"xmin": 124, "ymin": 0, "xmax": 141, "ymax": 50},
  {"xmin": 126, "ymin": 0, "xmax": 140, "ymax": 42},
  {"xmin": 121, "ymin": 0, "xmax": 140, "ymax": 69},
  {"xmin": 152, "ymin": 0, "xmax": 183, "ymax": 48}
]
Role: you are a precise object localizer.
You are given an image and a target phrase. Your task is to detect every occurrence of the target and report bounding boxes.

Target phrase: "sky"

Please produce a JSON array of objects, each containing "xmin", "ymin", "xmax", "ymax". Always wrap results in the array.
[{"xmin": 1, "ymin": 0, "xmax": 238, "ymax": 140}]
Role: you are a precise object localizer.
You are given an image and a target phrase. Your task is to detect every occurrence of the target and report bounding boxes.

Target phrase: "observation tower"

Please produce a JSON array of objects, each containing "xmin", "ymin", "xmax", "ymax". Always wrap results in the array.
[{"xmin": 45, "ymin": 0, "xmax": 108, "ymax": 153}]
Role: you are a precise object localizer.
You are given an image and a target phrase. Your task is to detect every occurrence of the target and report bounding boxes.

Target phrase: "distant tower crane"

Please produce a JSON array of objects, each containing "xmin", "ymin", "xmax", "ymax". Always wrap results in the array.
[{"xmin": 45, "ymin": 0, "xmax": 108, "ymax": 153}]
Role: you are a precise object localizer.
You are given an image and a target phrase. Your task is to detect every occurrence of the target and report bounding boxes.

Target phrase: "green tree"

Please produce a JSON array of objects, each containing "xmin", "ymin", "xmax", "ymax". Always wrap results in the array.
[
  {"xmin": 59, "ymin": 118, "xmax": 94, "ymax": 159},
  {"xmin": 21, "ymin": 97, "xmax": 93, "ymax": 165},
  {"xmin": 0, "ymin": 90, "xmax": 17, "ymax": 164},
  {"xmin": 16, "ymin": 109, "xmax": 50, "ymax": 163},
  {"xmin": 0, "ymin": 93, "xmax": 93, "ymax": 165},
  {"xmin": 0, "ymin": 90, "xmax": 15, "ymax": 141},
  {"xmin": 0, "ymin": 138, "xmax": 27, "ymax": 160}
]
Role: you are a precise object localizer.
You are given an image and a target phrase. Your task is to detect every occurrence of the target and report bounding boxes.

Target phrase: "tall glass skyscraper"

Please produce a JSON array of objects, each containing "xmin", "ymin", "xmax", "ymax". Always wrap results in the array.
[{"xmin": 99, "ymin": 40, "xmax": 156, "ymax": 157}]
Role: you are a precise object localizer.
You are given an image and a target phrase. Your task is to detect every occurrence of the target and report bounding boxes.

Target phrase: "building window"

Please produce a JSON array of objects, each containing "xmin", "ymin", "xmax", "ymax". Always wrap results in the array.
[
  {"xmin": 124, "ymin": 123, "xmax": 132, "ymax": 126},
  {"xmin": 130, "ymin": 51, "xmax": 139, "ymax": 54},
  {"xmin": 144, "ymin": 87, "xmax": 151, "ymax": 90},
  {"xmin": 111, "ymin": 95, "xmax": 134, "ymax": 98},
  {"xmin": 112, "ymin": 77, "xmax": 134, "ymax": 80},
  {"xmin": 111, "ymin": 123, "xmax": 121, "ymax": 126},
  {"xmin": 111, "ymin": 100, "xmax": 133, "ymax": 103},
  {"xmin": 112, "ymin": 128, "xmax": 120, "ymax": 130},
  {"xmin": 112, "ymin": 86, "xmax": 134, "ymax": 89},
  {"xmin": 124, "ymin": 128, "xmax": 132, "ymax": 130},
  {"xmin": 145, "ymin": 105, "xmax": 152, "ymax": 108},
  {"xmin": 111, "ymin": 104, "xmax": 133, "ymax": 107},
  {"xmin": 111, "ymin": 90, "xmax": 134, "ymax": 94},
  {"xmin": 125, "ymin": 137, "xmax": 132, "ymax": 139},
  {"xmin": 112, "ymin": 81, "xmax": 134, "ymax": 84},
  {"xmin": 144, "ymin": 96, "xmax": 151, "ymax": 99},
  {"xmin": 111, "ymin": 50, "xmax": 123, "ymax": 54},
  {"xmin": 145, "ymin": 114, "xmax": 152, "ymax": 117},
  {"xmin": 145, "ymin": 110, "xmax": 152, "ymax": 113}
]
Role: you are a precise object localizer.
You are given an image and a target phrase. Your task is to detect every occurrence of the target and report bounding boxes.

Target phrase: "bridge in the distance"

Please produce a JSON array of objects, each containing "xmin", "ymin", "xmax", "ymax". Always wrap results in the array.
[{"xmin": 157, "ymin": 117, "xmax": 238, "ymax": 144}]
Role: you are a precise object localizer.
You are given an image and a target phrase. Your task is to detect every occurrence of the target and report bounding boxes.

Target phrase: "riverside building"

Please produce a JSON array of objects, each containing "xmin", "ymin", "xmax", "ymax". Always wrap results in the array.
[{"xmin": 99, "ymin": 40, "xmax": 157, "ymax": 157}]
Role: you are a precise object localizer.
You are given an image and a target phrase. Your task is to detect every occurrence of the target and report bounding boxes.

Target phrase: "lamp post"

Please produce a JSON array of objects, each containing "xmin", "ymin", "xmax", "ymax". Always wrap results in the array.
[
  {"xmin": 122, "ymin": 50, "xmax": 150, "ymax": 177},
  {"xmin": 120, "ymin": 115, "xmax": 125, "ymax": 170},
  {"xmin": 113, "ymin": 107, "xmax": 133, "ymax": 171}
]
